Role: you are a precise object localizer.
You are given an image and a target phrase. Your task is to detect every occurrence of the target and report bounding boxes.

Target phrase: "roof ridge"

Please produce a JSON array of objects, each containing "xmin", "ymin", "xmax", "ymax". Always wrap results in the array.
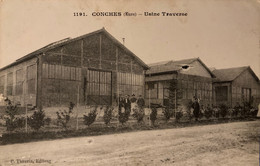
[
  {"xmin": 148, "ymin": 57, "xmax": 198, "ymax": 67},
  {"xmin": 1, "ymin": 27, "xmax": 149, "ymax": 71},
  {"xmin": 172, "ymin": 57, "xmax": 198, "ymax": 62},
  {"xmin": 148, "ymin": 60, "xmax": 174, "ymax": 66},
  {"xmin": 214, "ymin": 66, "xmax": 249, "ymax": 71}
]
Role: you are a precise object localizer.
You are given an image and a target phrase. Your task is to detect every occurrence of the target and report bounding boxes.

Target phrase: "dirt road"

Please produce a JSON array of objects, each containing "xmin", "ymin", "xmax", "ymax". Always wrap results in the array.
[{"xmin": 0, "ymin": 121, "xmax": 259, "ymax": 166}]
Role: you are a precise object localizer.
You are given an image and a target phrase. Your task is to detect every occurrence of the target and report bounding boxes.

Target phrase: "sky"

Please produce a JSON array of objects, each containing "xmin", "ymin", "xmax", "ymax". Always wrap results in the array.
[{"xmin": 0, "ymin": 0, "xmax": 259, "ymax": 78}]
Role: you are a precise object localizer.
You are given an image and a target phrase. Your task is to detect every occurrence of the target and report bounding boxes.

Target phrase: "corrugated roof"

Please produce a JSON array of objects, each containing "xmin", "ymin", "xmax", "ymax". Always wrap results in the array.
[
  {"xmin": 147, "ymin": 58, "xmax": 197, "ymax": 74},
  {"xmin": 146, "ymin": 57, "xmax": 215, "ymax": 78},
  {"xmin": 212, "ymin": 66, "xmax": 259, "ymax": 82},
  {"xmin": 0, "ymin": 28, "xmax": 149, "ymax": 71}
]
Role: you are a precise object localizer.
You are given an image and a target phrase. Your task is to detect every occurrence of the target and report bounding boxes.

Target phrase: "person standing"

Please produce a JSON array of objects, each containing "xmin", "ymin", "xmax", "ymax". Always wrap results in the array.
[
  {"xmin": 130, "ymin": 94, "xmax": 137, "ymax": 113},
  {"xmin": 137, "ymin": 95, "xmax": 145, "ymax": 110},
  {"xmin": 124, "ymin": 95, "xmax": 131, "ymax": 116},
  {"xmin": 118, "ymin": 94, "xmax": 124, "ymax": 114},
  {"xmin": 192, "ymin": 98, "xmax": 200, "ymax": 121},
  {"xmin": 130, "ymin": 94, "xmax": 137, "ymax": 103}
]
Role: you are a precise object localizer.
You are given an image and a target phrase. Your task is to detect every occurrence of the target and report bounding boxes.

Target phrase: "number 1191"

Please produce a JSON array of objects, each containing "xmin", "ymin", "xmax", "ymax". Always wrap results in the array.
[{"xmin": 74, "ymin": 12, "xmax": 87, "ymax": 16}]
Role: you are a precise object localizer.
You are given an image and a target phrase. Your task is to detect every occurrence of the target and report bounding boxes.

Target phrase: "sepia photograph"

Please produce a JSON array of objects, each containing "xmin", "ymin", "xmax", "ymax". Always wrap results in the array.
[{"xmin": 0, "ymin": 0, "xmax": 259, "ymax": 165}]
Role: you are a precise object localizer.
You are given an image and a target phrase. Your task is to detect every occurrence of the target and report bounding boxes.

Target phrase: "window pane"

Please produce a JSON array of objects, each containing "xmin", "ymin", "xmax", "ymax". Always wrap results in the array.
[
  {"xmin": 16, "ymin": 69, "xmax": 23, "ymax": 95},
  {"xmin": 42, "ymin": 63, "xmax": 48, "ymax": 78},
  {"xmin": 7, "ymin": 72, "xmax": 13, "ymax": 95},
  {"xmin": 0, "ymin": 76, "xmax": 4, "ymax": 94},
  {"xmin": 71, "ymin": 67, "xmax": 76, "ymax": 80}
]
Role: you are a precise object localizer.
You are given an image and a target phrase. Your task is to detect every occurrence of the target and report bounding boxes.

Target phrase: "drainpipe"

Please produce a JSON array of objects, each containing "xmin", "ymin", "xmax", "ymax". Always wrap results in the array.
[
  {"xmin": 35, "ymin": 55, "xmax": 39, "ymax": 109},
  {"xmin": 36, "ymin": 53, "xmax": 43, "ymax": 110}
]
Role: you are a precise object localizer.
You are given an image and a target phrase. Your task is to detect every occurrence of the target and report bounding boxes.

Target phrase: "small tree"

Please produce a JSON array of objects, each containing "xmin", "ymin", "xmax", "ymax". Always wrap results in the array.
[
  {"xmin": 162, "ymin": 107, "xmax": 173, "ymax": 122},
  {"xmin": 219, "ymin": 104, "xmax": 228, "ymax": 118},
  {"xmin": 56, "ymin": 110, "xmax": 72, "ymax": 130},
  {"xmin": 168, "ymin": 79, "xmax": 182, "ymax": 115},
  {"xmin": 28, "ymin": 109, "xmax": 45, "ymax": 131},
  {"xmin": 133, "ymin": 106, "xmax": 145, "ymax": 123},
  {"xmin": 243, "ymin": 102, "xmax": 251, "ymax": 118},
  {"xmin": 84, "ymin": 106, "xmax": 97, "ymax": 126},
  {"xmin": 118, "ymin": 107, "xmax": 130, "ymax": 125},
  {"xmin": 175, "ymin": 109, "xmax": 183, "ymax": 122},
  {"xmin": 103, "ymin": 106, "xmax": 113, "ymax": 125},
  {"xmin": 56, "ymin": 102, "xmax": 74, "ymax": 130},
  {"xmin": 233, "ymin": 104, "xmax": 241, "ymax": 117},
  {"xmin": 44, "ymin": 117, "xmax": 51, "ymax": 126},
  {"xmin": 4, "ymin": 98, "xmax": 21, "ymax": 131},
  {"xmin": 204, "ymin": 106, "xmax": 213, "ymax": 119}
]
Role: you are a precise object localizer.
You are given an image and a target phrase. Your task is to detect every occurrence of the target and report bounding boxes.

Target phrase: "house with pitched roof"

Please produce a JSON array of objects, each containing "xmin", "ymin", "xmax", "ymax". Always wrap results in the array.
[
  {"xmin": 145, "ymin": 58, "xmax": 216, "ymax": 109},
  {"xmin": 0, "ymin": 28, "xmax": 149, "ymax": 108},
  {"xmin": 212, "ymin": 66, "xmax": 260, "ymax": 108}
]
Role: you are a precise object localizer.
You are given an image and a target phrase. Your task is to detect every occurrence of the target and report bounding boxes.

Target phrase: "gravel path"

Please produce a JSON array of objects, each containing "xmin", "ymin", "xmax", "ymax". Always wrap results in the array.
[{"xmin": 0, "ymin": 120, "xmax": 259, "ymax": 166}]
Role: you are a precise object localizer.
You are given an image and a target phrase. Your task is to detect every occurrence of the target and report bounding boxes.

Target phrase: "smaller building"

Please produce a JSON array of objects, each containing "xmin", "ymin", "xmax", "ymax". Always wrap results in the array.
[
  {"xmin": 145, "ymin": 58, "xmax": 215, "ymax": 109},
  {"xmin": 212, "ymin": 66, "xmax": 260, "ymax": 108}
]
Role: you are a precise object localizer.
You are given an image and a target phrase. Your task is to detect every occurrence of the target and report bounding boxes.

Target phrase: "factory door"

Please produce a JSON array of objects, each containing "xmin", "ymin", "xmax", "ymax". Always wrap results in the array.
[
  {"xmin": 86, "ymin": 69, "xmax": 112, "ymax": 105},
  {"xmin": 215, "ymin": 86, "xmax": 228, "ymax": 106}
]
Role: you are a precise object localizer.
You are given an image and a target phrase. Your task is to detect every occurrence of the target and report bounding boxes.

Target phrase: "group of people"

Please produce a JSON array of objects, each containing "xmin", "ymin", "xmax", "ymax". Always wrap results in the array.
[{"xmin": 118, "ymin": 94, "xmax": 145, "ymax": 114}]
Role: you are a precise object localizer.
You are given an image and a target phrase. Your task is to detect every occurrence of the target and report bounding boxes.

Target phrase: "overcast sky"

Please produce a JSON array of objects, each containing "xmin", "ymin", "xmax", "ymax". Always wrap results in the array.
[{"xmin": 0, "ymin": 0, "xmax": 259, "ymax": 77}]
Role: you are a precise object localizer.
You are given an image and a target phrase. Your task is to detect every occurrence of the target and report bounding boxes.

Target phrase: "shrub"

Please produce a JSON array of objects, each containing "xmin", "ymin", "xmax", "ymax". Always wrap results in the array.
[
  {"xmin": 103, "ymin": 106, "xmax": 113, "ymax": 125},
  {"xmin": 15, "ymin": 117, "xmax": 26, "ymax": 128},
  {"xmin": 219, "ymin": 104, "xmax": 228, "ymax": 118},
  {"xmin": 56, "ymin": 111, "xmax": 71, "ymax": 130},
  {"xmin": 240, "ymin": 102, "xmax": 252, "ymax": 118},
  {"xmin": 232, "ymin": 105, "xmax": 241, "ymax": 117},
  {"xmin": 204, "ymin": 107, "xmax": 213, "ymax": 119},
  {"xmin": 213, "ymin": 107, "xmax": 220, "ymax": 118},
  {"xmin": 28, "ymin": 109, "xmax": 45, "ymax": 131},
  {"xmin": 133, "ymin": 107, "xmax": 145, "ymax": 123},
  {"xmin": 243, "ymin": 103, "xmax": 251, "ymax": 117},
  {"xmin": 56, "ymin": 102, "xmax": 75, "ymax": 130},
  {"xmin": 186, "ymin": 100, "xmax": 194, "ymax": 121},
  {"xmin": 84, "ymin": 107, "xmax": 97, "ymax": 126},
  {"xmin": 150, "ymin": 107, "xmax": 157, "ymax": 126},
  {"xmin": 175, "ymin": 109, "xmax": 183, "ymax": 122},
  {"xmin": 163, "ymin": 107, "xmax": 173, "ymax": 122},
  {"xmin": 5, "ymin": 116, "xmax": 26, "ymax": 132},
  {"xmin": 250, "ymin": 108, "xmax": 258, "ymax": 117},
  {"xmin": 44, "ymin": 117, "xmax": 51, "ymax": 126},
  {"xmin": 118, "ymin": 107, "xmax": 130, "ymax": 125},
  {"xmin": 4, "ymin": 98, "xmax": 20, "ymax": 131}
]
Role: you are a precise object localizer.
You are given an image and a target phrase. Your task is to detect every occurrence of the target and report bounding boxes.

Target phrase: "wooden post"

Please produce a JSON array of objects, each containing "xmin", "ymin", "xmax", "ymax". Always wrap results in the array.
[
  {"xmin": 130, "ymin": 59, "xmax": 133, "ymax": 95},
  {"xmin": 116, "ymin": 47, "xmax": 119, "ymax": 107},
  {"xmin": 148, "ymin": 88, "xmax": 150, "ymax": 109},
  {"xmin": 81, "ymin": 40, "xmax": 84, "ymax": 67},
  {"xmin": 25, "ymin": 104, "xmax": 28, "ymax": 133},
  {"xmin": 148, "ymin": 88, "xmax": 151, "ymax": 126},
  {"xmin": 99, "ymin": 34, "xmax": 102, "ymax": 69},
  {"xmin": 76, "ymin": 85, "xmax": 79, "ymax": 130},
  {"xmin": 175, "ymin": 89, "xmax": 177, "ymax": 118},
  {"xmin": 116, "ymin": 47, "xmax": 120, "ymax": 127}
]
